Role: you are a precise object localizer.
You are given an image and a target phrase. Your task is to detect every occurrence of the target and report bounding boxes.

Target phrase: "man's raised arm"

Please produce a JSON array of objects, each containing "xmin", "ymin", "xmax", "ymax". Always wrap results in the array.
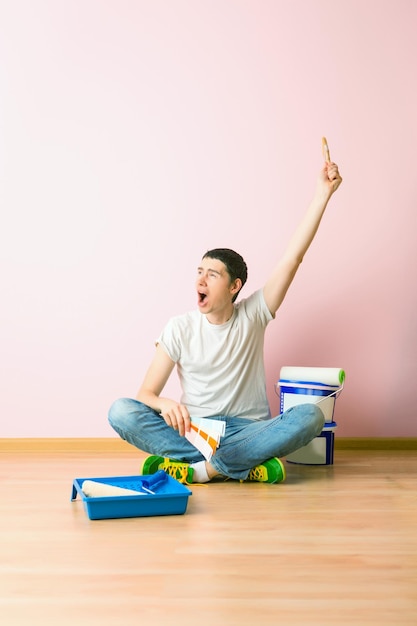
[{"xmin": 263, "ymin": 160, "xmax": 342, "ymax": 317}]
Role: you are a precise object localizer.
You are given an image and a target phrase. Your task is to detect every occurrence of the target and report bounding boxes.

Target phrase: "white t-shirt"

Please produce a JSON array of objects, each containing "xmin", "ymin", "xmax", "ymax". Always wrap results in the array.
[{"xmin": 157, "ymin": 289, "xmax": 274, "ymax": 420}]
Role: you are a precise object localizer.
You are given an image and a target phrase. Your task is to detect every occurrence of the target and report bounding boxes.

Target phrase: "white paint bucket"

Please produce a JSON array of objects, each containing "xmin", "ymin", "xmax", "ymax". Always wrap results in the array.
[{"xmin": 278, "ymin": 380, "xmax": 341, "ymax": 423}]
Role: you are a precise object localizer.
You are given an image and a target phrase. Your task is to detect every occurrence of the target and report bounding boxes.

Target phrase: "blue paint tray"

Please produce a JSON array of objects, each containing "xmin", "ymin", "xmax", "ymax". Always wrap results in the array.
[{"xmin": 71, "ymin": 470, "xmax": 192, "ymax": 520}]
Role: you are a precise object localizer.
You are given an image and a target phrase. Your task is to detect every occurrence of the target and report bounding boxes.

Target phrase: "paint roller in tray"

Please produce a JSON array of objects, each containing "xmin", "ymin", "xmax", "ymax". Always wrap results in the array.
[
  {"xmin": 82, "ymin": 482, "xmax": 146, "ymax": 497},
  {"xmin": 81, "ymin": 470, "xmax": 168, "ymax": 498}
]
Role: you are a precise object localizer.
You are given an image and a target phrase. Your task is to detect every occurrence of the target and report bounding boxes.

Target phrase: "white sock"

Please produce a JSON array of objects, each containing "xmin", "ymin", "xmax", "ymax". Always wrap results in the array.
[{"xmin": 190, "ymin": 460, "xmax": 210, "ymax": 483}]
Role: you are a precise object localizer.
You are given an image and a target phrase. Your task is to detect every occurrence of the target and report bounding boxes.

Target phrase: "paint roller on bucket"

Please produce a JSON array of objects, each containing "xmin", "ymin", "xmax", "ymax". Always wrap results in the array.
[
  {"xmin": 278, "ymin": 366, "xmax": 345, "ymax": 423},
  {"xmin": 276, "ymin": 366, "xmax": 345, "ymax": 465}
]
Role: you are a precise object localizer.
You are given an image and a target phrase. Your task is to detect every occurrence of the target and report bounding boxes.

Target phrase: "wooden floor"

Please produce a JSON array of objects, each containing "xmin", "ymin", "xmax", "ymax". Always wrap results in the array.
[{"xmin": 1, "ymin": 446, "xmax": 416, "ymax": 626}]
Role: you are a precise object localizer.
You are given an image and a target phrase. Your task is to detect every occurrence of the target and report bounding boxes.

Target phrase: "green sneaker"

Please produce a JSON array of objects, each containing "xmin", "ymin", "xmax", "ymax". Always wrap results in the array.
[
  {"xmin": 141, "ymin": 455, "xmax": 194, "ymax": 484},
  {"xmin": 246, "ymin": 457, "xmax": 286, "ymax": 483}
]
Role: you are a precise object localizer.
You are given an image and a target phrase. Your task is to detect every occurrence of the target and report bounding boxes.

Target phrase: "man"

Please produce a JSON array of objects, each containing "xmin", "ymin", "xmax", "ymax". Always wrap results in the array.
[{"xmin": 109, "ymin": 157, "xmax": 342, "ymax": 484}]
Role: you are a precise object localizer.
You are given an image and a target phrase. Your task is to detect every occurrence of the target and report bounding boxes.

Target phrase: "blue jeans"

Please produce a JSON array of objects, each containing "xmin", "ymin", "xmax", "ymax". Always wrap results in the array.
[{"xmin": 108, "ymin": 398, "xmax": 325, "ymax": 480}]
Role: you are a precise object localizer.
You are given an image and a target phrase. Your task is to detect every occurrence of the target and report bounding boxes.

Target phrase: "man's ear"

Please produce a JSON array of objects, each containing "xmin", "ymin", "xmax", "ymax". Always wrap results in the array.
[{"xmin": 230, "ymin": 278, "xmax": 242, "ymax": 296}]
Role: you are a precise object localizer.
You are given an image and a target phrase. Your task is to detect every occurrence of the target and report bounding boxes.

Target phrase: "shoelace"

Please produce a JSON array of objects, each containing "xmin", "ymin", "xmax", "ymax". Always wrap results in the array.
[
  {"xmin": 247, "ymin": 465, "xmax": 267, "ymax": 481},
  {"xmin": 160, "ymin": 460, "xmax": 207, "ymax": 486},
  {"xmin": 162, "ymin": 462, "xmax": 192, "ymax": 484}
]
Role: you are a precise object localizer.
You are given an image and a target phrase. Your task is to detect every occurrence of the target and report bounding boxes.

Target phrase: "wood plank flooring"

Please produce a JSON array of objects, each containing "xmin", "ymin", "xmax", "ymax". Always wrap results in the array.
[{"xmin": 1, "ymin": 447, "xmax": 416, "ymax": 625}]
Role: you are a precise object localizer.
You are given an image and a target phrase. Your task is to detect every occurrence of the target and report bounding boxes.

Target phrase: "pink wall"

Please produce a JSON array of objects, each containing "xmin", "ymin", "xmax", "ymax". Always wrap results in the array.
[{"xmin": 1, "ymin": 1, "xmax": 416, "ymax": 438}]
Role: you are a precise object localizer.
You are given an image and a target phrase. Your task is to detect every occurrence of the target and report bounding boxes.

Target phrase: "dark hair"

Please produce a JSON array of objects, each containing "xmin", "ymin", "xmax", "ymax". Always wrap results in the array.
[{"xmin": 203, "ymin": 248, "xmax": 248, "ymax": 302}]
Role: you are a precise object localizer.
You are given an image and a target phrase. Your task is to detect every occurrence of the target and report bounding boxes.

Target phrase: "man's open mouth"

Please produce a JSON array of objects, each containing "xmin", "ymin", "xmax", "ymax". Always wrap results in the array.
[{"xmin": 198, "ymin": 292, "xmax": 207, "ymax": 303}]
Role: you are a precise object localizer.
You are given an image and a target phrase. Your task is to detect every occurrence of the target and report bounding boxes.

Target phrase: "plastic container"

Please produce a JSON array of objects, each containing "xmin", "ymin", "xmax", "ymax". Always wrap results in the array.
[
  {"xmin": 71, "ymin": 471, "xmax": 192, "ymax": 520},
  {"xmin": 286, "ymin": 422, "xmax": 337, "ymax": 465}
]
